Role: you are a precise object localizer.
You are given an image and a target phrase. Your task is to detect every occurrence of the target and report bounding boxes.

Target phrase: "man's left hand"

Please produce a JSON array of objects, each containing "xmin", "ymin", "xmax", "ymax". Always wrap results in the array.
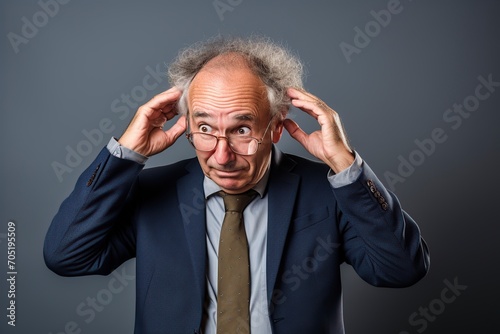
[{"xmin": 283, "ymin": 87, "xmax": 355, "ymax": 173}]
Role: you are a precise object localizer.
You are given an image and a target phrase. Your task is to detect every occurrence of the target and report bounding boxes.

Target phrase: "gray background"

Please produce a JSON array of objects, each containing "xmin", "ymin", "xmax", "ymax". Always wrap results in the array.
[{"xmin": 1, "ymin": 0, "xmax": 499, "ymax": 333}]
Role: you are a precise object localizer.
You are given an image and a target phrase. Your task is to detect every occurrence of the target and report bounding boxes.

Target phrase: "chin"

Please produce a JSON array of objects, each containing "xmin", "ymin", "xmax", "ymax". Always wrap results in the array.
[{"xmin": 213, "ymin": 177, "xmax": 250, "ymax": 193}]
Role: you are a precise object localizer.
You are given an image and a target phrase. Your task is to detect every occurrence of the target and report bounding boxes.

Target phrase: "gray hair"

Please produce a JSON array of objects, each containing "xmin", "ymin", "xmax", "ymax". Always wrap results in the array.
[{"xmin": 168, "ymin": 35, "xmax": 304, "ymax": 118}]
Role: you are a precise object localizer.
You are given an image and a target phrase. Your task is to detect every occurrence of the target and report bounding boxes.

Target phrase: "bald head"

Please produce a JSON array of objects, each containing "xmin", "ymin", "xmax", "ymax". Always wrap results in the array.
[{"xmin": 168, "ymin": 36, "xmax": 304, "ymax": 117}]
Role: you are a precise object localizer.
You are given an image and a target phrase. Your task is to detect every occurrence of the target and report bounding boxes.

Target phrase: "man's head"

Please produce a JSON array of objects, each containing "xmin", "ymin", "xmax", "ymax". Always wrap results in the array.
[
  {"xmin": 168, "ymin": 35, "xmax": 304, "ymax": 119},
  {"xmin": 168, "ymin": 36, "xmax": 304, "ymax": 193}
]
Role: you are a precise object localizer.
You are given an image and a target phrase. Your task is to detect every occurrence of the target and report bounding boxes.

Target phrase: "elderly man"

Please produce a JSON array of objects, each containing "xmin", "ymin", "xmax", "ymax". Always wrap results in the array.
[{"xmin": 44, "ymin": 36, "xmax": 429, "ymax": 334}]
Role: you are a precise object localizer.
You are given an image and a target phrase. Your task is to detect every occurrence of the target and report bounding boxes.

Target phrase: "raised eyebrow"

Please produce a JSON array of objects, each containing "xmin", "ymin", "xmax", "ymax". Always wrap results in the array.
[
  {"xmin": 191, "ymin": 111, "xmax": 211, "ymax": 119},
  {"xmin": 234, "ymin": 114, "xmax": 257, "ymax": 122},
  {"xmin": 191, "ymin": 111, "xmax": 257, "ymax": 123}
]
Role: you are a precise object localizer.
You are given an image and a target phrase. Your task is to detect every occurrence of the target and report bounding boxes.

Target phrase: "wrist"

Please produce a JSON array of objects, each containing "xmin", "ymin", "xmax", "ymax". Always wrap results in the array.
[
  {"xmin": 327, "ymin": 150, "xmax": 355, "ymax": 173},
  {"xmin": 118, "ymin": 136, "xmax": 145, "ymax": 156},
  {"xmin": 108, "ymin": 138, "xmax": 148, "ymax": 164}
]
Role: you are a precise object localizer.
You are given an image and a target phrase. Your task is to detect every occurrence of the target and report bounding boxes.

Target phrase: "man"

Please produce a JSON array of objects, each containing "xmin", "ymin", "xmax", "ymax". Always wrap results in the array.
[{"xmin": 44, "ymin": 36, "xmax": 429, "ymax": 333}]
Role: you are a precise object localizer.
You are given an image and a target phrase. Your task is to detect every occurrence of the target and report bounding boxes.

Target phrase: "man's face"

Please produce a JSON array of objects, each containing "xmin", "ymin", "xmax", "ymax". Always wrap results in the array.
[{"xmin": 187, "ymin": 62, "xmax": 282, "ymax": 194}]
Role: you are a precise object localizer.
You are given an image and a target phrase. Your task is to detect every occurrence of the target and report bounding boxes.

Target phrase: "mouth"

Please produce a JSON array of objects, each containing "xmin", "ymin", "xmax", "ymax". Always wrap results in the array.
[{"xmin": 211, "ymin": 168, "xmax": 244, "ymax": 177}]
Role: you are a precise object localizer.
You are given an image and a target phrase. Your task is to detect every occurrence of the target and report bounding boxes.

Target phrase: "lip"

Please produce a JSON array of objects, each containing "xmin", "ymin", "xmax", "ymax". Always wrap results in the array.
[{"xmin": 211, "ymin": 168, "xmax": 244, "ymax": 177}]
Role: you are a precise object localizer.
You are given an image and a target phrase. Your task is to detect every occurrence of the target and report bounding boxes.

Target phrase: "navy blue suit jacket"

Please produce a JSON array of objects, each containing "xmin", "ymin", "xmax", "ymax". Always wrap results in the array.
[{"xmin": 44, "ymin": 146, "xmax": 429, "ymax": 333}]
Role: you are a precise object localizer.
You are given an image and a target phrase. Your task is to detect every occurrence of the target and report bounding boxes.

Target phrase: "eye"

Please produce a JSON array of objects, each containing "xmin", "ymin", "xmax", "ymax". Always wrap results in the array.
[
  {"xmin": 235, "ymin": 127, "xmax": 251, "ymax": 136},
  {"xmin": 199, "ymin": 124, "xmax": 213, "ymax": 133}
]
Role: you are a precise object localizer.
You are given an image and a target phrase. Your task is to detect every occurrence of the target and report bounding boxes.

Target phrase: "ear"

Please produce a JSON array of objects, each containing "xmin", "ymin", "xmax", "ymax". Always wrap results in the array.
[{"xmin": 272, "ymin": 119, "xmax": 284, "ymax": 143}]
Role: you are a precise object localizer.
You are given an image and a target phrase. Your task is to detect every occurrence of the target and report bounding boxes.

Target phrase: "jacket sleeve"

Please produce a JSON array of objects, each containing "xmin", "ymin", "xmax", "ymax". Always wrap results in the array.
[
  {"xmin": 332, "ymin": 161, "xmax": 430, "ymax": 287},
  {"xmin": 43, "ymin": 147, "xmax": 144, "ymax": 277}
]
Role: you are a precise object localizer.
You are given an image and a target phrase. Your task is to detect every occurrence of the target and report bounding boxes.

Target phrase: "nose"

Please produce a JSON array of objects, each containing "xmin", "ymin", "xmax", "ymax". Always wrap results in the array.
[{"xmin": 212, "ymin": 137, "xmax": 236, "ymax": 165}]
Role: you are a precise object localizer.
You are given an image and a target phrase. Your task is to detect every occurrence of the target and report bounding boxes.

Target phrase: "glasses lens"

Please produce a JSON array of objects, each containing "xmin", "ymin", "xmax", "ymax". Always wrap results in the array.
[
  {"xmin": 190, "ymin": 133, "xmax": 260, "ymax": 155},
  {"xmin": 191, "ymin": 133, "xmax": 216, "ymax": 151},
  {"xmin": 230, "ymin": 137, "xmax": 259, "ymax": 155}
]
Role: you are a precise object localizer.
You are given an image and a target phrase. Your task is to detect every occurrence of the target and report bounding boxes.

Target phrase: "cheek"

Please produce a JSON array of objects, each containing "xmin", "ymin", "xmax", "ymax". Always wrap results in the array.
[
  {"xmin": 196, "ymin": 152, "xmax": 211, "ymax": 168},
  {"xmin": 247, "ymin": 152, "xmax": 269, "ymax": 177}
]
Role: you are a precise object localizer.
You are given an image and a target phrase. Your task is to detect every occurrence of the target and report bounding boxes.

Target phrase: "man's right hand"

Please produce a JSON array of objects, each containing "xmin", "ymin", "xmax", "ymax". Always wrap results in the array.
[{"xmin": 118, "ymin": 87, "xmax": 187, "ymax": 157}]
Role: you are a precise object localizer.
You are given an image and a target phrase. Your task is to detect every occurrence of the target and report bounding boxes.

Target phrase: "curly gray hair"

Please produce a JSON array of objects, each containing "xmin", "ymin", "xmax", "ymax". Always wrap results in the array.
[{"xmin": 168, "ymin": 35, "xmax": 304, "ymax": 118}]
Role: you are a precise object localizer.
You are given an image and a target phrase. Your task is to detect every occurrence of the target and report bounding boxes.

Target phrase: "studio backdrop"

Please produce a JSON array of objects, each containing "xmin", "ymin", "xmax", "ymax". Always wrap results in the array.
[{"xmin": 1, "ymin": 1, "xmax": 499, "ymax": 333}]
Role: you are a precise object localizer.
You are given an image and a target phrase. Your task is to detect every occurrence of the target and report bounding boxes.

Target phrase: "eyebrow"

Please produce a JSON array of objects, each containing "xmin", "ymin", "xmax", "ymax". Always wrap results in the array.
[
  {"xmin": 191, "ymin": 111, "xmax": 211, "ymax": 118},
  {"xmin": 191, "ymin": 111, "xmax": 257, "ymax": 122}
]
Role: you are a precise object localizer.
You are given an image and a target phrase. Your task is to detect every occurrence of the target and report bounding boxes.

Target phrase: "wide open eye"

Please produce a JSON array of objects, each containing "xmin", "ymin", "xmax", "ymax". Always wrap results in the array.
[
  {"xmin": 199, "ymin": 124, "xmax": 213, "ymax": 133},
  {"xmin": 235, "ymin": 126, "xmax": 251, "ymax": 136}
]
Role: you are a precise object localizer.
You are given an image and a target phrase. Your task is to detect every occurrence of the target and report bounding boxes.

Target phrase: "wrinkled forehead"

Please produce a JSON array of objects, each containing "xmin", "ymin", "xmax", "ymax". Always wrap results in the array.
[
  {"xmin": 177, "ymin": 53, "xmax": 268, "ymax": 116},
  {"xmin": 187, "ymin": 57, "xmax": 270, "ymax": 118}
]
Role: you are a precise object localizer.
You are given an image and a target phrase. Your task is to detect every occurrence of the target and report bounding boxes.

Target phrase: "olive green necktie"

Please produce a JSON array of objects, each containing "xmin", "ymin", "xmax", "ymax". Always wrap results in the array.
[{"xmin": 216, "ymin": 190, "xmax": 257, "ymax": 334}]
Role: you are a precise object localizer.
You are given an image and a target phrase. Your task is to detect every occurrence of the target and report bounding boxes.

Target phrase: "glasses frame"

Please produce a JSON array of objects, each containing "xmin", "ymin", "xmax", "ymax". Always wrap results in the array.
[{"xmin": 186, "ymin": 115, "xmax": 274, "ymax": 156}]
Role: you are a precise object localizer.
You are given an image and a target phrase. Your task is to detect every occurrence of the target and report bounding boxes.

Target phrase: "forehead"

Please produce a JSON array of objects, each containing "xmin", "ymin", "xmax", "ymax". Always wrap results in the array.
[{"xmin": 187, "ymin": 60, "xmax": 270, "ymax": 120}]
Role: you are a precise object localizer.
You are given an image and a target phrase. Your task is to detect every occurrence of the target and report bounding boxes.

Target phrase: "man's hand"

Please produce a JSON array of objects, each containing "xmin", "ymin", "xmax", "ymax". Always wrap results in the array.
[
  {"xmin": 283, "ymin": 88, "xmax": 355, "ymax": 173},
  {"xmin": 118, "ymin": 87, "xmax": 187, "ymax": 157}
]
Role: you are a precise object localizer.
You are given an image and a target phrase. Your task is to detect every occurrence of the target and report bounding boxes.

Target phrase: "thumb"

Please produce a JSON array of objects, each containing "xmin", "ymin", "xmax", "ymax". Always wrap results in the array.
[
  {"xmin": 283, "ymin": 119, "xmax": 308, "ymax": 147},
  {"xmin": 165, "ymin": 115, "xmax": 187, "ymax": 141}
]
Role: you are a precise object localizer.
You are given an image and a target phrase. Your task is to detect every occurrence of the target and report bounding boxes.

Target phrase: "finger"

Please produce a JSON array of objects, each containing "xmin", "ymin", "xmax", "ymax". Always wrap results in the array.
[
  {"xmin": 156, "ymin": 86, "xmax": 182, "ymax": 101},
  {"xmin": 292, "ymin": 101, "xmax": 338, "ymax": 132},
  {"xmin": 290, "ymin": 99, "xmax": 320, "ymax": 120},
  {"xmin": 152, "ymin": 114, "xmax": 167, "ymax": 128},
  {"xmin": 287, "ymin": 87, "xmax": 318, "ymax": 102},
  {"xmin": 287, "ymin": 88, "xmax": 333, "ymax": 120},
  {"xmin": 162, "ymin": 107, "xmax": 179, "ymax": 120},
  {"xmin": 164, "ymin": 115, "xmax": 187, "ymax": 141},
  {"xmin": 142, "ymin": 87, "xmax": 182, "ymax": 115},
  {"xmin": 283, "ymin": 119, "xmax": 309, "ymax": 148}
]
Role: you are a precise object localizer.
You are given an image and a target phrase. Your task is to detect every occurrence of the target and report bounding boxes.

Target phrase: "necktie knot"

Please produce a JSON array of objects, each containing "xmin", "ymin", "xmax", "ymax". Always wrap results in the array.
[{"xmin": 218, "ymin": 189, "xmax": 257, "ymax": 213}]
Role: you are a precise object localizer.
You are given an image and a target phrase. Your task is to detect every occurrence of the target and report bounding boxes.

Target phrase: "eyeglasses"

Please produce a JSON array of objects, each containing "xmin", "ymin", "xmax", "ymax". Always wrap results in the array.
[{"xmin": 186, "ymin": 117, "xmax": 274, "ymax": 156}]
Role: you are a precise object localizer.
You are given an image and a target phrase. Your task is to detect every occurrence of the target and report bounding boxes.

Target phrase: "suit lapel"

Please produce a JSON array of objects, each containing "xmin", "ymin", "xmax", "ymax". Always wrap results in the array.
[
  {"xmin": 177, "ymin": 159, "xmax": 207, "ymax": 307},
  {"xmin": 266, "ymin": 147, "xmax": 300, "ymax": 302}
]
